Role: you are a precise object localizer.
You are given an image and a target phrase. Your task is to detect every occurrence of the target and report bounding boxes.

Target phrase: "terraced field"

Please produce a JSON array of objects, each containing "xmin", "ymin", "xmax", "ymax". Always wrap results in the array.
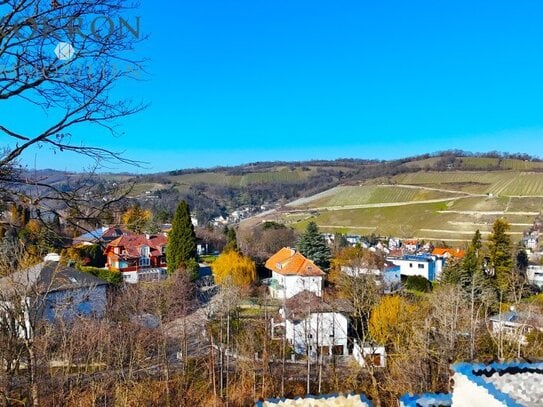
[
  {"xmin": 289, "ymin": 185, "xmax": 464, "ymax": 208},
  {"xmin": 279, "ymin": 170, "xmax": 543, "ymax": 243},
  {"xmin": 393, "ymin": 171, "xmax": 543, "ymax": 196}
]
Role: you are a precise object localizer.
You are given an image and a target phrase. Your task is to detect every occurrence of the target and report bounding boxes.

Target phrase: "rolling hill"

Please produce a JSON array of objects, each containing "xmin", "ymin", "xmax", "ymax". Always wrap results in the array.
[
  {"xmin": 28, "ymin": 153, "xmax": 543, "ymax": 240},
  {"xmin": 272, "ymin": 167, "xmax": 543, "ymax": 243}
]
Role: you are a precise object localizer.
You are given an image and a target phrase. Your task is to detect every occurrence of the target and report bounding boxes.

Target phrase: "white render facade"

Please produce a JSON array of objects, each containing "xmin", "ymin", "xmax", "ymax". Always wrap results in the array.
[
  {"xmin": 281, "ymin": 309, "xmax": 349, "ymax": 357},
  {"xmin": 388, "ymin": 255, "xmax": 442, "ymax": 281},
  {"xmin": 269, "ymin": 271, "xmax": 323, "ymax": 299},
  {"xmin": 527, "ymin": 264, "xmax": 543, "ymax": 288}
]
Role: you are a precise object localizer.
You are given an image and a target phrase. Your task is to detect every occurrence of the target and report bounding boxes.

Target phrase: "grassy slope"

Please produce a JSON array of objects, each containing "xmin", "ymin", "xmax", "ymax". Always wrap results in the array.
[
  {"xmin": 291, "ymin": 185, "xmax": 463, "ymax": 208},
  {"xmin": 284, "ymin": 162, "xmax": 543, "ymax": 242}
]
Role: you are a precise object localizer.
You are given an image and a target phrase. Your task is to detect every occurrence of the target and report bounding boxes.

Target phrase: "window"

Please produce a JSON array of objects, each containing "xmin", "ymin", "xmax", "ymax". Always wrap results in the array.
[
  {"xmin": 139, "ymin": 257, "xmax": 150, "ymax": 267},
  {"xmin": 409, "ymin": 263, "xmax": 413, "ymax": 268},
  {"xmin": 418, "ymin": 264, "xmax": 424, "ymax": 269},
  {"xmin": 140, "ymin": 246, "xmax": 150, "ymax": 256}
]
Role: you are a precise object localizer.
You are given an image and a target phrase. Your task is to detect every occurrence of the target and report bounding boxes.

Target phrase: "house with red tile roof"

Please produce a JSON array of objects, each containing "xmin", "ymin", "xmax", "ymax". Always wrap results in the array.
[
  {"xmin": 402, "ymin": 239, "xmax": 420, "ymax": 253},
  {"xmin": 104, "ymin": 234, "xmax": 168, "ymax": 283},
  {"xmin": 264, "ymin": 247, "xmax": 325, "ymax": 299},
  {"xmin": 431, "ymin": 247, "xmax": 465, "ymax": 259}
]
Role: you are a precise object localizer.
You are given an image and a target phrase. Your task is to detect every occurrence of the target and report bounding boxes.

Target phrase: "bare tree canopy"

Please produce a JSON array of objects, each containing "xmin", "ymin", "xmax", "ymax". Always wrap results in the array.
[
  {"xmin": 0, "ymin": 0, "xmax": 147, "ymax": 242},
  {"xmin": 1, "ymin": 0, "xmax": 146, "ymax": 168}
]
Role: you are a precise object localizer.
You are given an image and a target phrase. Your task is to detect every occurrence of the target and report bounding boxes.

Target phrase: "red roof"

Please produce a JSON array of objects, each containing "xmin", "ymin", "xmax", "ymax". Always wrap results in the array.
[
  {"xmin": 265, "ymin": 247, "xmax": 325, "ymax": 277},
  {"xmin": 105, "ymin": 234, "xmax": 167, "ymax": 259},
  {"xmin": 432, "ymin": 247, "xmax": 465, "ymax": 259}
]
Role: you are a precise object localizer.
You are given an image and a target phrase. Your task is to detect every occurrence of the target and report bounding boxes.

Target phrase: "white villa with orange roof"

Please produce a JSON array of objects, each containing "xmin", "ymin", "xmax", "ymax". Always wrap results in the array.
[{"xmin": 264, "ymin": 247, "xmax": 325, "ymax": 299}]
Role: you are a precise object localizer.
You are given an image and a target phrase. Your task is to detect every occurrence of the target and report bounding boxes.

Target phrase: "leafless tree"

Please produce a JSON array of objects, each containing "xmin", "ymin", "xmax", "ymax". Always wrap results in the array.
[{"xmin": 1, "ymin": 0, "xmax": 147, "ymax": 237}]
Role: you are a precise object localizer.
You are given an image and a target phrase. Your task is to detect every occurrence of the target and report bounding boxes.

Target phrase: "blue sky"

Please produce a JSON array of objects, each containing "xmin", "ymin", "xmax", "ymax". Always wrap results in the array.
[{"xmin": 7, "ymin": 0, "xmax": 543, "ymax": 172}]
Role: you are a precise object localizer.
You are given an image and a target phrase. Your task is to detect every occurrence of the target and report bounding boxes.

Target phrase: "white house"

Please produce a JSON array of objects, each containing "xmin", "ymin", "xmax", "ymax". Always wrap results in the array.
[
  {"xmin": 402, "ymin": 239, "xmax": 419, "ymax": 253},
  {"xmin": 0, "ymin": 254, "xmax": 109, "ymax": 338},
  {"xmin": 523, "ymin": 231, "xmax": 539, "ymax": 251},
  {"xmin": 340, "ymin": 261, "xmax": 401, "ymax": 293},
  {"xmin": 345, "ymin": 235, "xmax": 362, "ymax": 246},
  {"xmin": 388, "ymin": 254, "xmax": 442, "ymax": 281},
  {"xmin": 527, "ymin": 263, "xmax": 543, "ymax": 288},
  {"xmin": 264, "ymin": 248, "xmax": 325, "ymax": 299},
  {"xmin": 353, "ymin": 342, "xmax": 386, "ymax": 368},
  {"xmin": 488, "ymin": 309, "xmax": 543, "ymax": 345},
  {"xmin": 278, "ymin": 290, "xmax": 353, "ymax": 357}
]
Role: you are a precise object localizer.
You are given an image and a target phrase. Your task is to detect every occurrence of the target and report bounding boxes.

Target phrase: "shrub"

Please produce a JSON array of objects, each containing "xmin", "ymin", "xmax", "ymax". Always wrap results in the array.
[{"xmin": 404, "ymin": 275, "xmax": 432, "ymax": 292}]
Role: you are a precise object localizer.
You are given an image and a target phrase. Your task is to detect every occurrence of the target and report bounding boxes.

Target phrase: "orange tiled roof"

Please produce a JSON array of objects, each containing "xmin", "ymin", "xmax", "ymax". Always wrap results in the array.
[
  {"xmin": 265, "ymin": 247, "xmax": 325, "ymax": 277},
  {"xmin": 432, "ymin": 247, "xmax": 465, "ymax": 259}
]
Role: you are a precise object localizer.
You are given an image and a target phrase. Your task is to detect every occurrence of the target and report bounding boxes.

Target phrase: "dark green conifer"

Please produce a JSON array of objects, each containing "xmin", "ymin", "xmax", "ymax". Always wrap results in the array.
[
  {"xmin": 167, "ymin": 201, "xmax": 197, "ymax": 275},
  {"xmin": 297, "ymin": 221, "xmax": 331, "ymax": 270}
]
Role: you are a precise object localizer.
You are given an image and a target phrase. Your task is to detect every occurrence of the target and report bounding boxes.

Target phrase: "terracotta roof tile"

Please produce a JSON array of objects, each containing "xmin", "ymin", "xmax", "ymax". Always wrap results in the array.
[
  {"xmin": 432, "ymin": 247, "xmax": 465, "ymax": 259},
  {"xmin": 106, "ymin": 234, "xmax": 167, "ymax": 258},
  {"xmin": 265, "ymin": 247, "xmax": 325, "ymax": 277}
]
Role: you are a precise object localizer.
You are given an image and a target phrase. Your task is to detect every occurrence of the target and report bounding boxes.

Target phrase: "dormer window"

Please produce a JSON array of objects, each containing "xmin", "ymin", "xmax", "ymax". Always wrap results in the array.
[
  {"xmin": 162, "ymin": 246, "xmax": 166, "ymax": 255},
  {"xmin": 140, "ymin": 246, "xmax": 150, "ymax": 257},
  {"xmin": 276, "ymin": 263, "xmax": 282, "ymax": 269}
]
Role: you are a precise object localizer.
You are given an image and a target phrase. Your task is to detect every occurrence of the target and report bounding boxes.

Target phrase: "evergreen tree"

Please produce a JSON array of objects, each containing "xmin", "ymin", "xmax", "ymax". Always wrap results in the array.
[
  {"xmin": 488, "ymin": 219, "xmax": 513, "ymax": 293},
  {"xmin": 516, "ymin": 247, "xmax": 529, "ymax": 273},
  {"xmin": 460, "ymin": 229, "xmax": 482, "ymax": 288},
  {"xmin": 224, "ymin": 225, "xmax": 238, "ymax": 252},
  {"xmin": 297, "ymin": 221, "xmax": 331, "ymax": 270},
  {"xmin": 167, "ymin": 201, "xmax": 197, "ymax": 275}
]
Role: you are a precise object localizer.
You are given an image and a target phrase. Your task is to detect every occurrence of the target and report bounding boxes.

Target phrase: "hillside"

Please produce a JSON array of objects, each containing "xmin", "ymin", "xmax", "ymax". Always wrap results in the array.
[
  {"xmin": 273, "ymin": 167, "xmax": 543, "ymax": 243},
  {"xmin": 27, "ymin": 153, "xmax": 543, "ymax": 234}
]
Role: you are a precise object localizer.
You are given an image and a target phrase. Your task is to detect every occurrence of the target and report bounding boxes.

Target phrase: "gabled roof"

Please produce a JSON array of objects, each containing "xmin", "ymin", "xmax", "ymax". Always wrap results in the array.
[
  {"xmin": 105, "ymin": 234, "xmax": 167, "ymax": 259},
  {"xmin": 73, "ymin": 226, "xmax": 133, "ymax": 244},
  {"xmin": 0, "ymin": 261, "xmax": 108, "ymax": 296},
  {"xmin": 431, "ymin": 247, "xmax": 465, "ymax": 259},
  {"xmin": 265, "ymin": 247, "xmax": 325, "ymax": 277},
  {"xmin": 284, "ymin": 290, "xmax": 354, "ymax": 320},
  {"xmin": 489, "ymin": 310, "xmax": 543, "ymax": 328}
]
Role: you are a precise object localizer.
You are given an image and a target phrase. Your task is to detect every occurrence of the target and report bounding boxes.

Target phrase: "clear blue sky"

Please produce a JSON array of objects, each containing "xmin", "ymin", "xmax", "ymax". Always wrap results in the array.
[{"xmin": 8, "ymin": 0, "xmax": 543, "ymax": 172}]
